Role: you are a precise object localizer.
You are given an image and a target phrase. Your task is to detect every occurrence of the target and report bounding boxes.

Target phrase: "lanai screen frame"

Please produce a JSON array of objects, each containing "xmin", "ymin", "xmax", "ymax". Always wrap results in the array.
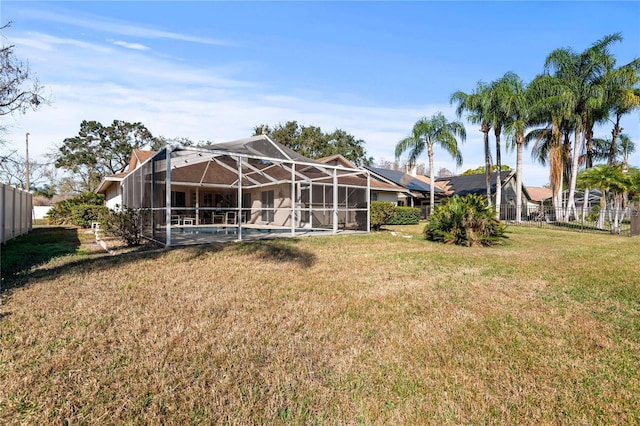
[{"xmin": 121, "ymin": 140, "xmax": 371, "ymax": 247}]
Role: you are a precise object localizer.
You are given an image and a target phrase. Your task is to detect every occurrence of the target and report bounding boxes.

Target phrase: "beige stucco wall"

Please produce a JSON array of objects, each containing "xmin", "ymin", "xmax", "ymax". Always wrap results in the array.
[
  {"xmin": 105, "ymin": 185, "xmax": 122, "ymax": 211},
  {"xmin": 373, "ymin": 191, "xmax": 399, "ymax": 203}
]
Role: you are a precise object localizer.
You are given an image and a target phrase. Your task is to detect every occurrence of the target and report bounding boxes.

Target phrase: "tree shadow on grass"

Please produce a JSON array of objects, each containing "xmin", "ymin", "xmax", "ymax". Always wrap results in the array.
[
  {"xmin": 1, "ymin": 227, "xmax": 82, "ymax": 282},
  {"xmin": 181, "ymin": 238, "xmax": 316, "ymax": 268},
  {"xmin": 2, "ymin": 234, "xmax": 316, "ymax": 293},
  {"xmin": 230, "ymin": 239, "xmax": 317, "ymax": 268}
]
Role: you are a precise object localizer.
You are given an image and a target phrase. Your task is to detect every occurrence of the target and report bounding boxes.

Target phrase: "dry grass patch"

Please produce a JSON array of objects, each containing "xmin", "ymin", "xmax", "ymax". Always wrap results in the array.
[{"xmin": 1, "ymin": 226, "xmax": 639, "ymax": 424}]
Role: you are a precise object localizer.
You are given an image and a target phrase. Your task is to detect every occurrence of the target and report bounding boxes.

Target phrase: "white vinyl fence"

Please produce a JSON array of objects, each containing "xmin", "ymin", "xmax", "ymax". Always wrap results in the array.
[{"xmin": 1, "ymin": 182, "xmax": 33, "ymax": 244}]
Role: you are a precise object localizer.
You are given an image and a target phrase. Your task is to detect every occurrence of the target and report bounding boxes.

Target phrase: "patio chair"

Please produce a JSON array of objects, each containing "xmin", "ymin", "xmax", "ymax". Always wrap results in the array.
[{"xmin": 225, "ymin": 211, "xmax": 237, "ymax": 224}]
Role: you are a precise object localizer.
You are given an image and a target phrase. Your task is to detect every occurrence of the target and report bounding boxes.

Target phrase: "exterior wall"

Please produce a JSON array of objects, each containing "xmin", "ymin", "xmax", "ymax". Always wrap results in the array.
[
  {"xmin": 169, "ymin": 183, "xmax": 296, "ymax": 227},
  {"xmin": 372, "ymin": 191, "xmax": 398, "ymax": 204},
  {"xmin": 105, "ymin": 185, "xmax": 122, "ymax": 210},
  {"xmin": 253, "ymin": 183, "xmax": 292, "ymax": 226}
]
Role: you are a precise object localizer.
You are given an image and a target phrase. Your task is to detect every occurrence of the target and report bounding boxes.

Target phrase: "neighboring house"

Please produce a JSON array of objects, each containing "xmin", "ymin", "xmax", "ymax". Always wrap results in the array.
[
  {"xmin": 97, "ymin": 135, "xmax": 370, "ymax": 246},
  {"xmin": 436, "ymin": 171, "xmax": 531, "ymax": 220},
  {"xmin": 317, "ymin": 155, "xmax": 410, "ymax": 204},
  {"xmin": 526, "ymin": 186, "xmax": 552, "ymax": 208},
  {"xmin": 96, "ymin": 149, "xmax": 156, "ymax": 210},
  {"xmin": 364, "ymin": 166, "xmax": 444, "ymax": 217}
]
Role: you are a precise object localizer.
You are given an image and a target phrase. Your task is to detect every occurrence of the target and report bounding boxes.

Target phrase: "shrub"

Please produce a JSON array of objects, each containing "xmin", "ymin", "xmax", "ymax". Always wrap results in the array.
[
  {"xmin": 424, "ymin": 194, "xmax": 506, "ymax": 247},
  {"xmin": 71, "ymin": 205, "xmax": 109, "ymax": 228},
  {"xmin": 370, "ymin": 201, "xmax": 396, "ymax": 231},
  {"xmin": 47, "ymin": 192, "xmax": 105, "ymax": 225},
  {"xmin": 586, "ymin": 205, "xmax": 600, "ymax": 222},
  {"xmin": 103, "ymin": 208, "xmax": 142, "ymax": 247},
  {"xmin": 387, "ymin": 206, "xmax": 420, "ymax": 225}
]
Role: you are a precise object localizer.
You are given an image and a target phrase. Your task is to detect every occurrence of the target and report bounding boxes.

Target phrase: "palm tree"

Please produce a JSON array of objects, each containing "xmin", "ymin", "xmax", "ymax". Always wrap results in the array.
[
  {"xmin": 451, "ymin": 82, "xmax": 492, "ymax": 204},
  {"xmin": 501, "ymin": 72, "xmax": 531, "ymax": 223},
  {"xmin": 577, "ymin": 164, "xmax": 635, "ymax": 232},
  {"xmin": 543, "ymin": 33, "xmax": 623, "ymax": 221},
  {"xmin": 527, "ymin": 74, "xmax": 576, "ymax": 219},
  {"xmin": 395, "ymin": 113, "xmax": 466, "ymax": 213},
  {"xmin": 487, "ymin": 73, "xmax": 527, "ymax": 218},
  {"xmin": 619, "ymin": 134, "xmax": 636, "ymax": 170},
  {"xmin": 605, "ymin": 68, "xmax": 640, "ymax": 165}
]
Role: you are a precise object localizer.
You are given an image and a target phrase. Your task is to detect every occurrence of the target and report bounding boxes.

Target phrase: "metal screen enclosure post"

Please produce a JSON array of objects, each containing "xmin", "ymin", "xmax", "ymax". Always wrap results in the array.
[
  {"xmin": 237, "ymin": 155, "xmax": 243, "ymax": 241},
  {"xmin": 165, "ymin": 146, "xmax": 172, "ymax": 247}
]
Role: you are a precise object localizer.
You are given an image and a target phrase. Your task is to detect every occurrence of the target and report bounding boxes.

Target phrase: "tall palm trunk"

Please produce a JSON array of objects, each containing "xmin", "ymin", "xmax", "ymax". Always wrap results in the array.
[
  {"xmin": 549, "ymin": 122, "xmax": 564, "ymax": 220},
  {"xmin": 494, "ymin": 127, "xmax": 502, "ymax": 218},
  {"xmin": 428, "ymin": 142, "xmax": 435, "ymax": 215},
  {"xmin": 482, "ymin": 122, "xmax": 491, "ymax": 206},
  {"xmin": 608, "ymin": 112, "xmax": 623, "ymax": 166},
  {"xmin": 564, "ymin": 126, "xmax": 581, "ymax": 221},
  {"xmin": 581, "ymin": 128, "xmax": 594, "ymax": 221},
  {"xmin": 515, "ymin": 132, "xmax": 524, "ymax": 223}
]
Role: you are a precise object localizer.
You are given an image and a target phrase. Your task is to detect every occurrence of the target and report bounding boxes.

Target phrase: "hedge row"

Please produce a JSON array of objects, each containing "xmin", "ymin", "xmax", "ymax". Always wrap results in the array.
[
  {"xmin": 370, "ymin": 201, "xmax": 420, "ymax": 229},
  {"xmin": 386, "ymin": 206, "xmax": 421, "ymax": 225}
]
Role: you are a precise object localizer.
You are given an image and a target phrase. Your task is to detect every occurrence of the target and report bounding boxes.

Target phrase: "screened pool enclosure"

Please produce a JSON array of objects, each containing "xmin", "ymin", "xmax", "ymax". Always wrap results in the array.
[{"xmin": 121, "ymin": 135, "xmax": 371, "ymax": 246}]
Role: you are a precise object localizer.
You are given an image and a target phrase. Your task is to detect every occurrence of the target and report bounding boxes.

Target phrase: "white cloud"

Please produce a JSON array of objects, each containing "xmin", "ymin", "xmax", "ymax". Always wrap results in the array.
[
  {"xmin": 112, "ymin": 40, "xmax": 149, "ymax": 51},
  {"xmin": 21, "ymin": 8, "xmax": 231, "ymax": 46}
]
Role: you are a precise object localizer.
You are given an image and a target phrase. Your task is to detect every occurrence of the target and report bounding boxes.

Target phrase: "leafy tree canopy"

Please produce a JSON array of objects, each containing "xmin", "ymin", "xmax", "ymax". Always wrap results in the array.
[
  {"xmin": 55, "ymin": 120, "xmax": 157, "ymax": 192},
  {"xmin": 460, "ymin": 165, "xmax": 511, "ymax": 176},
  {"xmin": 0, "ymin": 22, "xmax": 46, "ymax": 124},
  {"xmin": 253, "ymin": 121, "xmax": 372, "ymax": 166}
]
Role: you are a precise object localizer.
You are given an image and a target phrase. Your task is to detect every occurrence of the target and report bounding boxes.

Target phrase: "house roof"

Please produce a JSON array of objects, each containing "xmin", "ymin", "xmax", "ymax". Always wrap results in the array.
[
  {"xmin": 95, "ymin": 172, "xmax": 128, "ymax": 194},
  {"xmin": 99, "ymin": 136, "xmax": 372, "ymax": 194},
  {"xmin": 315, "ymin": 154, "xmax": 358, "ymax": 169},
  {"xmin": 413, "ymin": 174, "xmax": 450, "ymax": 192},
  {"xmin": 436, "ymin": 171, "xmax": 515, "ymax": 196},
  {"xmin": 364, "ymin": 166, "xmax": 443, "ymax": 195},
  {"xmin": 526, "ymin": 186, "xmax": 553, "ymax": 202},
  {"xmin": 200, "ymin": 135, "xmax": 323, "ymax": 165},
  {"xmin": 95, "ymin": 156, "xmax": 153, "ymax": 194},
  {"xmin": 128, "ymin": 149, "xmax": 156, "ymax": 171},
  {"xmin": 314, "ymin": 156, "xmax": 407, "ymax": 194}
]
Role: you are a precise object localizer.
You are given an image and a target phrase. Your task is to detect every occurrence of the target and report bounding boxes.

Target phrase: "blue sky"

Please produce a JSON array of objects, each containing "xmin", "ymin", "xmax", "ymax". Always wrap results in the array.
[{"xmin": 2, "ymin": 1, "xmax": 639, "ymax": 186}]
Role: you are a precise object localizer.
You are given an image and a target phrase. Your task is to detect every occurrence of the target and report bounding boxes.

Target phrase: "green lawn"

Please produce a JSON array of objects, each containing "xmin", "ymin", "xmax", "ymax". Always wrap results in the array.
[{"xmin": 1, "ymin": 225, "xmax": 638, "ymax": 424}]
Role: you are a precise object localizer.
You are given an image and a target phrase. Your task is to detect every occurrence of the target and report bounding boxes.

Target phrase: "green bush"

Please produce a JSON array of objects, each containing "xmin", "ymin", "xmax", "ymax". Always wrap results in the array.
[
  {"xmin": 586, "ymin": 205, "xmax": 600, "ymax": 222},
  {"xmin": 424, "ymin": 194, "xmax": 506, "ymax": 247},
  {"xmin": 71, "ymin": 205, "xmax": 109, "ymax": 228},
  {"xmin": 387, "ymin": 206, "xmax": 420, "ymax": 225},
  {"xmin": 370, "ymin": 201, "xmax": 396, "ymax": 231},
  {"xmin": 103, "ymin": 208, "xmax": 142, "ymax": 247},
  {"xmin": 47, "ymin": 192, "xmax": 105, "ymax": 225}
]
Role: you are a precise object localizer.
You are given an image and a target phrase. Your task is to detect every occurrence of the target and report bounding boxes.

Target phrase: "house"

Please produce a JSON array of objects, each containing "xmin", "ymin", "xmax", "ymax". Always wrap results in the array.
[
  {"xmin": 316, "ymin": 155, "xmax": 410, "ymax": 204},
  {"xmin": 435, "ymin": 170, "xmax": 531, "ymax": 220},
  {"xmin": 97, "ymin": 135, "xmax": 371, "ymax": 246},
  {"xmin": 364, "ymin": 166, "xmax": 445, "ymax": 217},
  {"xmin": 96, "ymin": 149, "xmax": 155, "ymax": 210}
]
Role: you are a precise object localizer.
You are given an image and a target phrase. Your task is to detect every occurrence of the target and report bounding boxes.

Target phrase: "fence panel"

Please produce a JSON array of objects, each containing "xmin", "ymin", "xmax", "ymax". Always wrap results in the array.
[
  {"xmin": 501, "ymin": 204, "xmax": 633, "ymax": 237},
  {"xmin": 0, "ymin": 182, "xmax": 33, "ymax": 244}
]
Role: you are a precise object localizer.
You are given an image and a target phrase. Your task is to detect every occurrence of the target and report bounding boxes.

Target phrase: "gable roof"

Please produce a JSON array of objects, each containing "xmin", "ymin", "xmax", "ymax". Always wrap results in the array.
[
  {"xmin": 413, "ymin": 174, "xmax": 450, "ymax": 192},
  {"xmin": 526, "ymin": 186, "xmax": 553, "ymax": 202},
  {"xmin": 128, "ymin": 149, "xmax": 156, "ymax": 171},
  {"xmin": 436, "ymin": 170, "xmax": 515, "ymax": 196},
  {"xmin": 96, "ymin": 150, "xmax": 156, "ymax": 194},
  {"xmin": 364, "ymin": 166, "xmax": 443, "ymax": 194},
  {"xmin": 315, "ymin": 154, "xmax": 356, "ymax": 168}
]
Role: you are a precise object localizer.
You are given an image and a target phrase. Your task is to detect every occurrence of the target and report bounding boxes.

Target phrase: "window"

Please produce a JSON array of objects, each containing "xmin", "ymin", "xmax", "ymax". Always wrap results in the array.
[
  {"xmin": 261, "ymin": 190, "xmax": 274, "ymax": 222},
  {"xmin": 171, "ymin": 191, "xmax": 186, "ymax": 207},
  {"xmin": 371, "ymin": 192, "xmax": 378, "ymax": 201}
]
